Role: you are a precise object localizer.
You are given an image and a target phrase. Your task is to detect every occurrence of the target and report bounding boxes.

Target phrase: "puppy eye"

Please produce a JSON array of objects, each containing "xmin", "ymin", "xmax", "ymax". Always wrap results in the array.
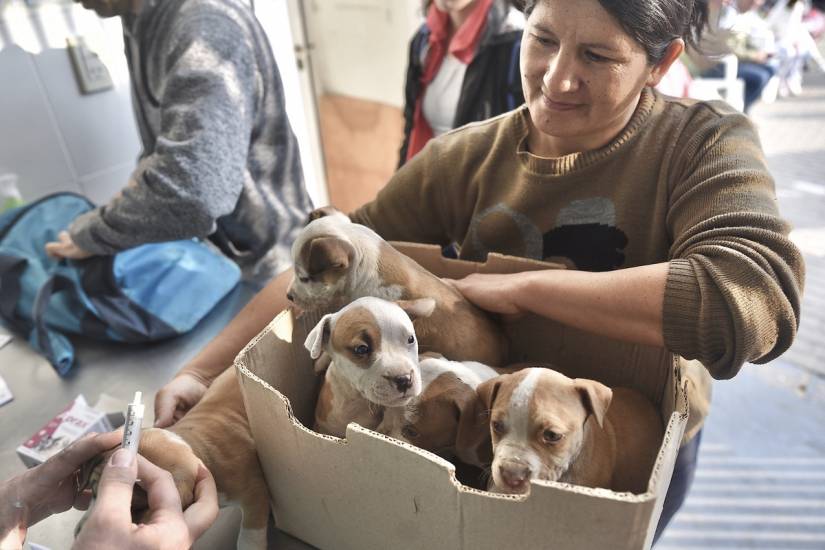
[
  {"xmin": 401, "ymin": 425, "xmax": 419, "ymax": 439},
  {"xmin": 492, "ymin": 420, "xmax": 507, "ymax": 435},
  {"xmin": 298, "ymin": 276, "xmax": 310, "ymax": 283},
  {"xmin": 353, "ymin": 344, "xmax": 370, "ymax": 356},
  {"xmin": 407, "ymin": 335, "xmax": 415, "ymax": 345},
  {"xmin": 542, "ymin": 430, "xmax": 563, "ymax": 444}
]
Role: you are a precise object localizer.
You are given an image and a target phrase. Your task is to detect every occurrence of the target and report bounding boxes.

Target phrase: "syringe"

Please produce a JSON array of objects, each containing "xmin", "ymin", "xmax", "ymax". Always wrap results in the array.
[{"xmin": 121, "ymin": 391, "xmax": 144, "ymax": 457}]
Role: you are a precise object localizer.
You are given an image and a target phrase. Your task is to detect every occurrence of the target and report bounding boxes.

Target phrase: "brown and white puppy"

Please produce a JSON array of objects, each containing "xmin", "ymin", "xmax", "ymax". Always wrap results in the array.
[
  {"xmin": 309, "ymin": 296, "xmax": 434, "ymax": 438},
  {"xmin": 376, "ymin": 354, "xmax": 500, "ymax": 467},
  {"xmin": 136, "ymin": 369, "xmax": 269, "ymax": 550},
  {"xmin": 479, "ymin": 368, "xmax": 663, "ymax": 495},
  {"xmin": 287, "ymin": 211, "xmax": 507, "ymax": 366}
]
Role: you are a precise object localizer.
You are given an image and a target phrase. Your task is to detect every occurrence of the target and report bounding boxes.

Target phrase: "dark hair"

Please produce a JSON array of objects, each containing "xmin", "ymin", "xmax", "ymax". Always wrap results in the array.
[{"xmin": 521, "ymin": 0, "xmax": 709, "ymax": 64}]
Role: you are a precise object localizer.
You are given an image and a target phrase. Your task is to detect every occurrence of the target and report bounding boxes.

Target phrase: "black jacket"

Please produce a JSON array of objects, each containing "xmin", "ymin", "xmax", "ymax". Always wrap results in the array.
[{"xmin": 398, "ymin": 1, "xmax": 525, "ymax": 167}]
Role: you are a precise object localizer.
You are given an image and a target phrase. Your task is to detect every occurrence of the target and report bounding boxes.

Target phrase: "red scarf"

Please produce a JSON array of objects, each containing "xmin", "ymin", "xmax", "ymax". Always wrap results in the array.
[{"xmin": 406, "ymin": 0, "xmax": 493, "ymax": 162}]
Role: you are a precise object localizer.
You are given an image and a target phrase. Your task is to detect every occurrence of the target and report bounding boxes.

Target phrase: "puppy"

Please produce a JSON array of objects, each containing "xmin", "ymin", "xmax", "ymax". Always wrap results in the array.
[
  {"xmin": 308, "ymin": 296, "xmax": 434, "ymax": 438},
  {"xmin": 287, "ymin": 210, "xmax": 507, "ymax": 366},
  {"xmin": 479, "ymin": 367, "xmax": 663, "ymax": 495},
  {"xmin": 377, "ymin": 354, "xmax": 499, "ymax": 467},
  {"xmin": 82, "ymin": 370, "xmax": 270, "ymax": 550}
]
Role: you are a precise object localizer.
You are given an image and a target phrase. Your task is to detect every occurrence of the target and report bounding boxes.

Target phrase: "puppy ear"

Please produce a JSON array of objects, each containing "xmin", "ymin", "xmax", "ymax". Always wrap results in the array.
[
  {"xmin": 476, "ymin": 376, "xmax": 504, "ymax": 412},
  {"xmin": 396, "ymin": 298, "xmax": 437, "ymax": 321},
  {"xmin": 574, "ymin": 379, "xmax": 613, "ymax": 428},
  {"xmin": 305, "ymin": 314, "xmax": 333, "ymax": 359},
  {"xmin": 306, "ymin": 206, "xmax": 345, "ymax": 225},
  {"xmin": 307, "ymin": 237, "xmax": 355, "ymax": 276},
  {"xmin": 454, "ymin": 384, "xmax": 493, "ymax": 467}
]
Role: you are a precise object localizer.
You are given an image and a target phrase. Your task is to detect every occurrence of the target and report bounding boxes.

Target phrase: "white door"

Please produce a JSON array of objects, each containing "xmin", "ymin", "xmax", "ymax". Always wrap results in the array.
[
  {"xmin": 301, "ymin": 0, "xmax": 420, "ymax": 107},
  {"xmin": 253, "ymin": 0, "xmax": 329, "ymax": 207}
]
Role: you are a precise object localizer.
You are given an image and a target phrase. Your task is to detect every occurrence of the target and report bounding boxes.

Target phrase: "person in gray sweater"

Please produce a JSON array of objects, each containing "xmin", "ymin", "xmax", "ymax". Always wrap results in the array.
[{"xmin": 48, "ymin": 0, "xmax": 313, "ymax": 283}]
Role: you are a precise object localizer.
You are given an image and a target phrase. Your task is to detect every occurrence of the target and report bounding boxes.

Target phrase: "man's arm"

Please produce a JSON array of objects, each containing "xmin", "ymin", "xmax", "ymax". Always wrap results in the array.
[{"xmin": 69, "ymin": 17, "xmax": 258, "ymax": 254}]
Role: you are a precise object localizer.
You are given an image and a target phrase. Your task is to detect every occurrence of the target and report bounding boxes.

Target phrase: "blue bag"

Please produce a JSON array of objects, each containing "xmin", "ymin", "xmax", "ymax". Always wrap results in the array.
[{"xmin": 0, "ymin": 192, "xmax": 241, "ymax": 375}]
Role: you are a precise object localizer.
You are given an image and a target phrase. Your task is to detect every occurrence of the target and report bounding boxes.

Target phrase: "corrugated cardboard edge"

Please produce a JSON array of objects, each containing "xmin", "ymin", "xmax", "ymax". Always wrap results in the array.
[{"xmin": 234, "ymin": 244, "xmax": 689, "ymax": 550}]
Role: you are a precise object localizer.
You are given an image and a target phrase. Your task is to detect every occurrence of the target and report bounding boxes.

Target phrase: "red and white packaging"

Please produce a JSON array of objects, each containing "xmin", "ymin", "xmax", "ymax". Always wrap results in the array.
[{"xmin": 16, "ymin": 395, "xmax": 113, "ymax": 468}]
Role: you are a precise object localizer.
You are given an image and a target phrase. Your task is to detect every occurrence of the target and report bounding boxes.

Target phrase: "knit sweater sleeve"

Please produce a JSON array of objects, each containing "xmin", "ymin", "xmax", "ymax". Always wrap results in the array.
[
  {"xmin": 663, "ymin": 103, "xmax": 804, "ymax": 379},
  {"xmin": 70, "ymin": 14, "xmax": 257, "ymax": 254}
]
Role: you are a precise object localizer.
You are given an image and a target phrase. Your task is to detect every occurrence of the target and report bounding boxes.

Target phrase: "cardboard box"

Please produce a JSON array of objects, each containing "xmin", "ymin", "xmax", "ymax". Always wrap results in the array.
[{"xmin": 235, "ymin": 243, "xmax": 688, "ymax": 550}]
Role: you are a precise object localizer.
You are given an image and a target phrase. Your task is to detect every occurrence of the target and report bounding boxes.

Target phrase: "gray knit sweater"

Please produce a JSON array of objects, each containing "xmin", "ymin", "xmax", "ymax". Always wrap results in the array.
[{"xmin": 69, "ymin": 0, "xmax": 313, "ymax": 281}]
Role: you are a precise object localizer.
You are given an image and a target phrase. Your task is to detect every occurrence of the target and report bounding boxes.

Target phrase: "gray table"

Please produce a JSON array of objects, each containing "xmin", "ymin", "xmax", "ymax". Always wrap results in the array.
[{"xmin": 0, "ymin": 283, "xmax": 311, "ymax": 549}]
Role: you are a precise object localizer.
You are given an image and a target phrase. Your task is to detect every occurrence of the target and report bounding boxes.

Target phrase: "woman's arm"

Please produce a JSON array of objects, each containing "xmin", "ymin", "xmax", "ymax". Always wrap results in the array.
[
  {"xmin": 450, "ymin": 262, "xmax": 668, "ymax": 348},
  {"xmin": 154, "ymin": 269, "xmax": 293, "ymax": 427}
]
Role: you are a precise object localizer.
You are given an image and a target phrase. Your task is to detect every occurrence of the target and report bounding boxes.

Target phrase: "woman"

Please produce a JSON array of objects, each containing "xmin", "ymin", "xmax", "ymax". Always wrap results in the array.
[
  {"xmin": 355, "ymin": 0, "xmax": 803, "ymax": 533},
  {"xmin": 400, "ymin": 0, "xmax": 525, "ymax": 165},
  {"xmin": 156, "ymin": 0, "xmax": 804, "ymax": 540}
]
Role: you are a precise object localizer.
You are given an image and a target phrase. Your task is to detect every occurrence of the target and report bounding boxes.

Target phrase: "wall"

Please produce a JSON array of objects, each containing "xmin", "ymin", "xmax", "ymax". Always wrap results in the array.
[
  {"xmin": 303, "ymin": 0, "xmax": 421, "ymax": 108},
  {"xmin": 0, "ymin": 0, "xmax": 141, "ymax": 204},
  {"xmin": 0, "ymin": 0, "xmax": 329, "ymax": 208}
]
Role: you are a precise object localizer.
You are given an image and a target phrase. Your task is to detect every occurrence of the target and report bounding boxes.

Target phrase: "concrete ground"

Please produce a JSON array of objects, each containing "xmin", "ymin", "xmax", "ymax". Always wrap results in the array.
[{"xmin": 657, "ymin": 69, "xmax": 825, "ymax": 549}]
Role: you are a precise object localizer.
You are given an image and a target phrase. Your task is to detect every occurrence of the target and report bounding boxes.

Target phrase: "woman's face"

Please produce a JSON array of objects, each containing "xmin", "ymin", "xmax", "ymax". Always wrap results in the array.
[{"xmin": 520, "ymin": 0, "xmax": 666, "ymax": 156}]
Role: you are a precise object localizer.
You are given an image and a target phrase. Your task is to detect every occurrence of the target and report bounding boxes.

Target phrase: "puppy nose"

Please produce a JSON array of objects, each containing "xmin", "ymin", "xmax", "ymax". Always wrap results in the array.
[
  {"xmin": 500, "ymin": 464, "xmax": 530, "ymax": 490},
  {"xmin": 389, "ymin": 374, "xmax": 413, "ymax": 393},
  {"xmin": 286, "ymin": 291, "xmax": 294, "ymax": 302}
]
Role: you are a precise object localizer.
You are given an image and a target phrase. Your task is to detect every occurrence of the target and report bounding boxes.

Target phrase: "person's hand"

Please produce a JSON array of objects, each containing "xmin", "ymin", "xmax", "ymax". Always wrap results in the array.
[
  {"xmin": 444, "ymin": 272, "xmax": 531, "ymax": 320},
  {"xmin": 72, "ymin": 449, "xmax": 218, "ymax": 550},
  {"xmin": 45, "ymin": 231, "xmax": 94, "ymax": 260},
  {"xmin": 0, "ymin": 431, "xmax": 122, "ymax": 547},
  {"xmin": 154, "ymin": 373, "xmax": 209, "ymax": 428}
]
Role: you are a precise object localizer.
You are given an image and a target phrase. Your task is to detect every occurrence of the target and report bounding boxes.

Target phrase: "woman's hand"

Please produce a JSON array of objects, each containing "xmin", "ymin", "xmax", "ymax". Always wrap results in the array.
[
  {"xmin": 72, "ymin": 449, "xmax": 218, "ymax": 550},
  {"xmin": 445, "ymin": 272, "xmax": 532, "ymax": 319},
  {"xmin": 0, "ymin": 431, "xmax": 122, "ymax": 547},
  {"xmin": 153, "ymin": 373, "xmax": 210, "ymax": 428},
  {"xmin": 45, "ymin": 231, "xmax": 94, "ymax": 260}
]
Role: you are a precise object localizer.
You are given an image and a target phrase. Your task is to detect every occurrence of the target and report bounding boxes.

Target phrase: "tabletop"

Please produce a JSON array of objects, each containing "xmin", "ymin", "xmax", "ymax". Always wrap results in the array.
[{"xmin": 0, "ymin": 283, "xmax": 312, "ymax": 549}]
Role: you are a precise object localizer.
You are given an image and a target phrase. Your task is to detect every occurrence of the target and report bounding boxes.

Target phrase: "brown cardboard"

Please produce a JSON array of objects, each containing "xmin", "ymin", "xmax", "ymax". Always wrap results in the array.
[{"xmin": 235, "ymin": 243, "xmax": 689, "ymax": 550}]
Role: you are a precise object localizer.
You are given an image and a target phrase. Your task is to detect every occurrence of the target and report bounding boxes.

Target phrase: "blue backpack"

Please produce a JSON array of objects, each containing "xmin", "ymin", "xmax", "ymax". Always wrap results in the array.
[{"xmin": 0, "ymin": 193, "xmax": 241, "ymax": 375}]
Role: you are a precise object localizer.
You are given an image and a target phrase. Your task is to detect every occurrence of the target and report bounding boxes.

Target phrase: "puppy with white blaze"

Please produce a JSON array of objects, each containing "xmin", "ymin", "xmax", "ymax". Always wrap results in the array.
[
  {"xmin": 479, "ymin": 367, "xmax": 663, "ymax": 495},
  {"xmin": 307, "ymin": 296, "xmax": 435, "ymax": 438},
  {"xmin": 287, "ymin": 209, "xmax": 508, "ymax": 366}
]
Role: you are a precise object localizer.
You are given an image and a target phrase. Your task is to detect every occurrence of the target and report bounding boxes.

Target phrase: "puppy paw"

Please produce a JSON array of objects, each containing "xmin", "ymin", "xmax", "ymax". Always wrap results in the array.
[{"xmin": 138, "ymin": 428, "xmax": 201, "ymax": 508}]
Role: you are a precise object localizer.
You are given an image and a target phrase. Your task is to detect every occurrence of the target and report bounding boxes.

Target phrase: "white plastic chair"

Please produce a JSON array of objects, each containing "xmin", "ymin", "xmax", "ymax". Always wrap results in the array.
[{"xmin": 688, "ymin": 54, "xmax": 746, "ymax": 112}]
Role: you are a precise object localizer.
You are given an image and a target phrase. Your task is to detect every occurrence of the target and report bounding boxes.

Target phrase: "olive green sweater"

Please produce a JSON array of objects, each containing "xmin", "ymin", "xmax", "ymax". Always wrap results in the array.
[{"xmin": 352, "ymin": 88, "xmax": 804, "ymax": 436}]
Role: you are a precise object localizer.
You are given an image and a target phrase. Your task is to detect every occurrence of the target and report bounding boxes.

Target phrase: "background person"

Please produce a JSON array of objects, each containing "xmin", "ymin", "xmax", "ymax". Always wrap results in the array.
[
  {"xmin": 400, "ymin": 0, "xmax": 525, "ymax": 166},
  {"xmin": 0, "ymin": 431, "xmax": 218, "ymax": 549},
  {"xmin": 767, "ymin": 0, "xmax": 825, "ymax": 96},
  {"xmin": 46, "ymin": 0, "xmax": 314, "ymax": 285},
  {"xmin": 155, "ymin": 0, "xmax": 804, "ymax": 541},
  {"xmin": 701, "ymin": 0, "xmax": 780, "ymax": 111}
]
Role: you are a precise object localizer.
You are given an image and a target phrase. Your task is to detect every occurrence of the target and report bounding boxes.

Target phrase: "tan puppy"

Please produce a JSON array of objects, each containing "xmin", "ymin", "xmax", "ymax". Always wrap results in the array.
[
  {"xmin": 309, "ymin": 296, "xmax": 434, "ymax": 438},
  {"xmin": 286, "ymin": 211, "xmax": 507, "ymax": 366},
  {"xmin": 479, "ymin": 367, "xmax": 663, "ymax": 495},
  {"xmin": 377, "ymin": 354, "xmax": 500, "ymax": 467},
  {"xmin": 137, "ymin": 369, "xmax": 270, "ymax": 549}
]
